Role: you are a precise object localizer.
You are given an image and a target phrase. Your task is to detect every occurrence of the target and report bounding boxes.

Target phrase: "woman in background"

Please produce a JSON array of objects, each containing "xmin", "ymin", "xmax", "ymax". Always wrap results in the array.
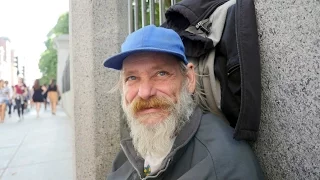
[
  {"xmin": 14, "ymin": 78, "xmax": 27, "ymax": 120},
  {"xmin": 0, "ymin": 80, "xmax": 8, "ymax": 122},
  {"xmin": 32, "ymin": 79, "xmax": 46, "ymax": 118},
  {"xmin": 47, "ymin": 79, "xmax": 60, "ymax": 115}
]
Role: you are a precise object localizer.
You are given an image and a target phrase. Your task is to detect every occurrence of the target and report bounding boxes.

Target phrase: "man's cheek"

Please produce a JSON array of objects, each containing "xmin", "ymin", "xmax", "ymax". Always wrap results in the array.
[
  {"xmin": 124, "ymin": 87, "xmax": 137, "ymax": 104},
  {"xmin": 124, "ymin": 93, "xmax": 133, "ymax": 105}
]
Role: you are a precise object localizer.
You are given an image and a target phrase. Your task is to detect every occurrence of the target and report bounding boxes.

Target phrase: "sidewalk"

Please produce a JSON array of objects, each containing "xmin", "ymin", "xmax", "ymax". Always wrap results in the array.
[{"xmin": 0, "ymin": 105, "xmax": 75, "ymax": 180}]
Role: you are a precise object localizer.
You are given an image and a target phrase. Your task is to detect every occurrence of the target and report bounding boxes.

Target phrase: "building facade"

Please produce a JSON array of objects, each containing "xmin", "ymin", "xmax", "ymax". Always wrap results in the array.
[{"xmin": 0, "ymin": 37, "xmax": 17, "ymax": 86}]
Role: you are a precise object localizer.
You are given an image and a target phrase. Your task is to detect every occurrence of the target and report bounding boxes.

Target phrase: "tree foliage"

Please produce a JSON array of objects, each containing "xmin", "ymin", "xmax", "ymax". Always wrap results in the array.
[{"xmin": 39, "ymin": 12, "xmax": 69, "ymax": 85}]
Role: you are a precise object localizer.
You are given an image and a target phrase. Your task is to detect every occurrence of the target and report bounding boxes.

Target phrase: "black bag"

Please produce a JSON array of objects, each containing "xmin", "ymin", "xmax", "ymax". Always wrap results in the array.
[{"xmin": 163, "ymin": 0, "xmax": 261, "ymax": 141}]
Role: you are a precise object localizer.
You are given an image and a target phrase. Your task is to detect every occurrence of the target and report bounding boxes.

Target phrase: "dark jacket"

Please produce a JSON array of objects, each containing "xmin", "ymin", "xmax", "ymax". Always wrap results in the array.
[
  {"xmin": 107, "ymin": 107, "xmax": 263, "ymax": 180},
  {"xmin": 162, "ymin": 0, "xmax": 261, "ymax": 141}
]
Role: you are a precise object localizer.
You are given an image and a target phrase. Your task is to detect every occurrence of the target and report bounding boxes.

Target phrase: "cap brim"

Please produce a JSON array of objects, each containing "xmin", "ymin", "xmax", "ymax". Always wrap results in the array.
[{"xmin": 103, "ymin": 47, "xmax": 187, "ymax": 70}]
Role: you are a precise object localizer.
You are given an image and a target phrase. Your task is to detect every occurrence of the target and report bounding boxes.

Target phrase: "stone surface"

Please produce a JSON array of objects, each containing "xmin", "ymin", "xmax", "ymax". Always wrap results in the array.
[
  {"xmin": 254, "ymin": 0, "xmax": 320, "ymax": 179},
  {"xmin": 70, "ymin": 0, "xmax": 127, "ymax": 179}
]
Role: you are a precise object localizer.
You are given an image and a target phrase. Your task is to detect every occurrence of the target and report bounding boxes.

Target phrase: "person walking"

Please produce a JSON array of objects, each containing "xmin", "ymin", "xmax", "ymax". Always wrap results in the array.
[
  {"xmin": 24, "ymin": 86, "xmax": 30, "ymax": 112},
  {"xmin": 42, "ymin": 84, "xmax": 48, "ymax": 110},
  {"xmin": 0, "ymin": 80, "xmax": 9, "ymax": 123},
  {"xmin": 47, "ymin": 79, "xmax": 60, "ymax": 115},
  {"xmin": 4, "ymin": 81, "xmax": 12, "ymax": 118},
  {"xmin": 32, "ymin": 79, "xmax": 45, "ymax": 118},
  {"xmin": 13, "ymin": 78, "xmax": 27, "ymax": 120}
]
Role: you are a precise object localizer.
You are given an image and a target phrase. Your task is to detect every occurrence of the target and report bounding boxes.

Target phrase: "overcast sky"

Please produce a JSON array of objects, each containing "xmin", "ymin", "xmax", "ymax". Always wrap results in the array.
[{"xmin": 0, "ymin": 0, "xmax": 69, "ymax": 86}]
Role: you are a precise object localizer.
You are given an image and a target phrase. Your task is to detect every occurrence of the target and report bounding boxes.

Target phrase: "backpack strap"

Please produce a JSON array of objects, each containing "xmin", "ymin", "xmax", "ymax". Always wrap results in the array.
[{"xmin": 233, "ymin": 0, "xmax": 261, "ymax": 141}]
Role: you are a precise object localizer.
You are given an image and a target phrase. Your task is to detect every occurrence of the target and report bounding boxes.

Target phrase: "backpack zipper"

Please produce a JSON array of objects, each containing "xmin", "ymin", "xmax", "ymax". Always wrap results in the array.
[{"xmin": 195, "ymin": 19, "xmax": 210, "ymax": 35}]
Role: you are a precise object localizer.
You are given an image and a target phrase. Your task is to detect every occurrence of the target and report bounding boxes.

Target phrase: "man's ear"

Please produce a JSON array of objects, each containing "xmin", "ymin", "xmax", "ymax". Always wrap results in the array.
[{"xmin": 186, "ymin": 63, "xmax": 196, "ymax": 93}]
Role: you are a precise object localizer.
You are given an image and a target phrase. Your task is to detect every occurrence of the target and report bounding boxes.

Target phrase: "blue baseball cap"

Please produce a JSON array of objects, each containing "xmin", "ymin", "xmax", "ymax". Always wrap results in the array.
[{"xmin": 103, "ymin": 25, "xmax": 188, "ymax": 70}]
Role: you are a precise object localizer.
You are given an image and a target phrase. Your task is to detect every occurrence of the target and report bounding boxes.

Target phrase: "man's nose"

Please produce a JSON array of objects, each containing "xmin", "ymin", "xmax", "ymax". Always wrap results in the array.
[{"xmin": 138, "ymin": 81, "xmax": 156, "ymax": 100}]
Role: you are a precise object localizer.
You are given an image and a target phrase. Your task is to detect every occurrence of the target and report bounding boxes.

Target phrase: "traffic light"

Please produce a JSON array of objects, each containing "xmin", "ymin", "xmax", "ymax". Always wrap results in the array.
[
  {"xmin": 21, "ymin": 66, "xmax": 25, "ymax": 78},
  {"xmin": 14, "ymin": 57, "xmax": 19, "ymax": 75}
]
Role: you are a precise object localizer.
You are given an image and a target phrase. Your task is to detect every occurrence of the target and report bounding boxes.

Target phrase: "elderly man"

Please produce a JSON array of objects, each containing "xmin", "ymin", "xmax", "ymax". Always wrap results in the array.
[{"xmin": 104, "ymin": 25, "xmax": 263, "ymax": 180}]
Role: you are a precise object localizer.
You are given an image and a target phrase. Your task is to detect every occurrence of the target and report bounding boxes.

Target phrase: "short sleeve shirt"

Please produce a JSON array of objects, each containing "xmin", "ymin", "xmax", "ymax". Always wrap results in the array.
[{"xmin": 0, "ymin": 87, "xmax": 9, "ymax": 103}]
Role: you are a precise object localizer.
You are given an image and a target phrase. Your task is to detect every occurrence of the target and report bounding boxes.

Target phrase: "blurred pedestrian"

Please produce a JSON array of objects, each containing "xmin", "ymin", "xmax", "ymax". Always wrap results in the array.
[
  {"xmin": 0, "ymin": 80, "xmax": 9, "ymax": 122},
  {"xmin": 47, "ymin": 79, "xmax": 60, "ymax": 115},
  {"xmin": 4, "ymin": 81, "xmax": 12, "ymax": 118},
  {"xmin": 32, "ymin": 79, "xmax": 45, "ymax": 118},
  {"xmin": 29, "ymin": 87, "xmax": 34, "ymax": 109},
  {"xmin": 42, "ymin": 84, "xmax": 48, "ymax": 110},
  {"xmin": 12, "ymin": 86, "xmax": 16, "ymax": 113},
  {"xmin": 24, "ymin": 86, "xmax": 31, "ymax": 111},
  {"xmin": 13, "ymin": 78, "xmax": 27, "ymax": 120}
]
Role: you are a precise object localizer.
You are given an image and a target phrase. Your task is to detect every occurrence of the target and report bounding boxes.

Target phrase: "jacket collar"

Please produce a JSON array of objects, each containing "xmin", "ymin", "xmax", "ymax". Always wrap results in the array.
[{"xmin": 120, "ymin": 106, "xmax": 203, "ymax": 178}]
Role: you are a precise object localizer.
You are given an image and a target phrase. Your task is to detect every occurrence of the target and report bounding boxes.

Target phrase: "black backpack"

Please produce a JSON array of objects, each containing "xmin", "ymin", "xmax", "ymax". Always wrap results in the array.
[{"xmin": 162, "ymin": 0, "xmax": 261, "ymax": 141}]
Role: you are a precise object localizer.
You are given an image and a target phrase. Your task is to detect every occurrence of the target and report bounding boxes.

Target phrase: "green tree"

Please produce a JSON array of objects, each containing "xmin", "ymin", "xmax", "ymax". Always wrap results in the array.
[{"xmin": 38, "ymin": 12, "xmax": 69, "ymax": 85}]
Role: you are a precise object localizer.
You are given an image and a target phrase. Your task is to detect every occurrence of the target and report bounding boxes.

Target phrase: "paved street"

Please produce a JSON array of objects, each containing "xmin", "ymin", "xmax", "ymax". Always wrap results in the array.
[{"xmin": 0, "ymin": 105, "xmax": 75, "ymax": 180}]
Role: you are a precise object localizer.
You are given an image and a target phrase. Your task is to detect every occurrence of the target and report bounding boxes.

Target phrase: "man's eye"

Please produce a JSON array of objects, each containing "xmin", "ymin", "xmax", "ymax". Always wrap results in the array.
[
  {"xmin": 158, "ymin": 71, "xmax": 168, "ymax": 76},
  {"xmin": 126, "ymin": 76, "xmax": 136, "ymax": 81}
]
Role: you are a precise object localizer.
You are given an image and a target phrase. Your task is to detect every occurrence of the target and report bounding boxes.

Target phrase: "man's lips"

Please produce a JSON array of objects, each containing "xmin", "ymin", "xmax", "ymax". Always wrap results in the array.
[
  {"xmin": 134, "ymin": 107, "xmax": 170, "ymax": 125},
  {"xmin": 135, "ymin": 107, "xmax": 163, "ymax": 116}
]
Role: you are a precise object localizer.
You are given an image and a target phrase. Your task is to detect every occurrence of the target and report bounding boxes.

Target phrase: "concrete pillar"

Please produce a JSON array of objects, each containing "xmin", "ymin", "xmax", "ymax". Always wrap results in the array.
[
  {"xmin": 70, "ymin": 0, "xmax": 128, "ymax": 179},
  {"xmin": 54, "ymin": 35, "xmax": 69, "ymax": 95},
  {"xmin": 254, "ymin": 0, "xmax": 320, "ymax": 179}
]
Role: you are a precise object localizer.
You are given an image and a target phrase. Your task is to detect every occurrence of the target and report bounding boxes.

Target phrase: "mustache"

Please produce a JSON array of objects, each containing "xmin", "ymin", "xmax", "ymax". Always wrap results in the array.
[{"xmin": 131, "ymin": 96, "xmax": 174, "ymax": 114}]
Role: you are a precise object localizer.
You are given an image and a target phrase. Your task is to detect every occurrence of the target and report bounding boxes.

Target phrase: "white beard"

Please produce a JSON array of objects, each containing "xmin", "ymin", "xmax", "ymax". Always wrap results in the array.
[{"xmin": 122, "ymin": 84, "xmax": 195, "ymax": 159}]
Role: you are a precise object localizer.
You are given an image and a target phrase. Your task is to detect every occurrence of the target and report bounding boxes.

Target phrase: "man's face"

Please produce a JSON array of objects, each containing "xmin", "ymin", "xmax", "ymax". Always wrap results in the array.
[
  {"xmin": 121, "ymin": 52, "xmax": 196, "ymax": 158},
  {"xmin": 122, "ymin": 52, "xmax": 194, "ymax": 125}
]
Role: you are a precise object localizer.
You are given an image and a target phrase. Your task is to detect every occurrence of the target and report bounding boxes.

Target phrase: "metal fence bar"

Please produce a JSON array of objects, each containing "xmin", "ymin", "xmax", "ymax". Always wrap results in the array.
[
  {"xmin": 159, "ymin": 0, "xmax": 165, "ymax": 24},
  {"xmin": 128, "ymin": 0, "xmax": 168, "ymax": 31},
  {"xmin": 171, "ymin": 0, "xmax": 176, "ymax": 6},
  {"xmin": 128, "ymin": 0, "xmax": 133, "ymax": 33},
  {"xmin": 134, "ymin": 0, "xmax": 139, "ymax": 30},
  {"xmin": 141, "ymin": 0, "xmax": 146, "ymax": 27},
  {"xmin": 149, "ymin": 0, "xmax": 155, "ymax": 25}
]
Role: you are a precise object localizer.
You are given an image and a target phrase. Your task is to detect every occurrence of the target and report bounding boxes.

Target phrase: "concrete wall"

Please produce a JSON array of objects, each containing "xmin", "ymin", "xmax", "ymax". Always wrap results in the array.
[
  {"xmin": 70, "ymin": 0, "xmax": 128, "ymax": 179},
  {"xmin": 54, "ymin": 35, "xmax": 74, "ymax": 119},
  {"xmin": 54, "ymin": 35, "xmax": 69, "ymax": 94},
  {"xmin": 0, "ymin": 39, "xmax": 14, "ymax": 85},
  {"xmin": 61, "ymin": 91, "xmax": 74, "ymax": 118},
  {"xmin": 254, "ymin": 0, "xmax": 320, "ymax": 179},
  {"xmin": 70, "ymin": 0, "xmax": 319, "ymax": 179}
]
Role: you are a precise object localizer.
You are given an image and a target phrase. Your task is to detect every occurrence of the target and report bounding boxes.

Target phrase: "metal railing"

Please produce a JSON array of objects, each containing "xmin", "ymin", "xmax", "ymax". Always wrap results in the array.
[{"xmin": 128, "ymin": 0, "xmax": 181, "ymax": 33}]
